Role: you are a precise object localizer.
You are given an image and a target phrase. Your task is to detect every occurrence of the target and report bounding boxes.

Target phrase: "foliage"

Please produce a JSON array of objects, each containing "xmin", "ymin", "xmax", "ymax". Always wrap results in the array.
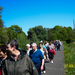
[
  {"xmin": 64, "ymin": 42, "xmax": 75, "ymax": 75},
  {"xmin": 7, "ymin": 25, "xmax": 25, "ymax": 41},
  {"xmin": 47, "ymin": 25, "xmax": 75, "ymax": 42},
  {"xmin": 0, "ymin": 6, "xmax": 3, "ymax": 18},
  {"xmin": 17, "ymin": 33, "xmax": 30, "ymax": 50},
  {"xmin": 28, "ymin": 25, "xmax": 48, "ymax": 42},
  {"xmin": 0, "ymin": 6, "xmax": 9, "ymax": 44},
  {"xmin": 28, "ymin": 28, "xmax": 39, "ymax": 46},
  {"xmin": 0, "ymin": 6, "xmax": 75, "ymax": 51}
]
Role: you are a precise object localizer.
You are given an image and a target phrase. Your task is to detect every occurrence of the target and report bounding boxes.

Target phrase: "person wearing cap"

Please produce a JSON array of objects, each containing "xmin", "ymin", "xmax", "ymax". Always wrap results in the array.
[
  {"xmin": 2, "ymin": 39, "xmax": 38, "ymax": 75},
  {"xmin": 26, "ymin": 44, "xmax": 31, "ymax": 55},
  {"xmin": 29, "ymin": 43, "xmax": 44, "ymax": 75}
]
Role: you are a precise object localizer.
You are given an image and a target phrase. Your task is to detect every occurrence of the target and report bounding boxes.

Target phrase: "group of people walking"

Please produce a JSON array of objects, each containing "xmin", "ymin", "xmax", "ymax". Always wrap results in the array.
[
  {"xmin": 0, "ymin": 39, "xmax": 62, "ymax": 75},
  {"xmin": 54, "ymin": 40, "xmax": 62, "ymax": 51}
]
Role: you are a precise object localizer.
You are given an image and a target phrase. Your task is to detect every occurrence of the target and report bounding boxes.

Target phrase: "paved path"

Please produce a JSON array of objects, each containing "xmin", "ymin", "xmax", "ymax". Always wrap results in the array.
[{"xmin": 42, "ymin": 43, "xmax": 64, "ymax": 75}]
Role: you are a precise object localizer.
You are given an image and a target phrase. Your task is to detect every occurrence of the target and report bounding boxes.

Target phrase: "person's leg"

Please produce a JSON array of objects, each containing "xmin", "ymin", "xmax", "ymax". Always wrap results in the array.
[
  {"xmin": 57, "ymin": 46, "xmax": 59, "ymax": 50},
  {"xmin": 49, "ymin": 52, "xmax": 51, "ymax": 61},
  {"xmin": 49, "ymin": 52, "xmax": 53, "ymax": 62},
  {"xmin": 35, "ymin": 63, "xmax": 41, "ymax": 75},
  {"xmin": 55, "ymin": 45, "xmax": 57, "ymax": 50},
  {"xmin": 51, "ymin": 53, "xmax": 54, "ymax": 63},
  {"xmin": 43, "ymin": 63, "xmax": 46, "ymax": 73},
  {"xmin": 59, "ymin": 45, "xmax": 61, "ymax": 50}
]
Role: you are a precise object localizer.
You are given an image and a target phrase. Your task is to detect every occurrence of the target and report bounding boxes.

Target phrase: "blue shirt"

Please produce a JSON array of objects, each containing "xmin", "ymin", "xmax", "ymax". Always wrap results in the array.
[
  {"xmin": 43, "ymin": 45, "xmax": 47, "ymax": 49},
  {"xmin": 29, "ymin": 49, "xmax": 44, "ymax": 64}
]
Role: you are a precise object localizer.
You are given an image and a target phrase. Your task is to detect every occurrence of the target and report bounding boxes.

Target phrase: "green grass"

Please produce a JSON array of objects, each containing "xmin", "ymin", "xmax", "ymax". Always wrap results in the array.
[{"xmin": 64, "ymin": 42, "xmax": 75, "ymax": 75}]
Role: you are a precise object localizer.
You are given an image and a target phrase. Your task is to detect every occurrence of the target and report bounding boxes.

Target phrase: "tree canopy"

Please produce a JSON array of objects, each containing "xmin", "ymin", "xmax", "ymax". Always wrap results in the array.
[
  {"xmin": 0, "ymin": 6, "xmax": 75, "ymax": 46},
  {"xmin": 0, "ymin": 6, "xmax": 9, "ymax": 44},
  {"xmin": 28, "ymin": 25, "xmax": 48, "ymax": 42},
  {"xmin": 47, "ymin": 25, "xmax": 75, "ymax": 42}
]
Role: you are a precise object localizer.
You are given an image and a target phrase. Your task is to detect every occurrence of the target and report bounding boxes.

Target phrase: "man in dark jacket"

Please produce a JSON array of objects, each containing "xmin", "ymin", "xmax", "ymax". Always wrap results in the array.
[{"xmin": 2, "ymin": 39, "xmax": 38, "ymax": 75}]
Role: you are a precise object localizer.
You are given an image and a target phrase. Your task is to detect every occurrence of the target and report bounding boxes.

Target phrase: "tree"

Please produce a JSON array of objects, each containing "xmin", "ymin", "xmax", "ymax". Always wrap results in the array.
[
  {"xmin": 65, "ymin": 27, "xmax": 74, "ymax": 39},
  {"xmin": 28, "ymin": 28, "xmax": 34, "ymax": 40},
  {"xmin": 7, "ymin": 25, "xmax": 25, "ymax": 40},
  {"xmin": 33, "ymin": 26, "xmax": 48, "ymax": 41},
  {"xmin": 0, "ymin": 6, "xmax": 9, "ymax": 44},
  {"xmin": 30, "ymin": 31, "xmax": 39, "ymax": 46},
  {"xmin": 48, "ymin": 25, "xmax": 72, "ymax": 41},
  {"xmin": 48, "ymin": 28, "xmax": 53, "ymax": 41},
  {"xmin": 28, "ymin": 25, "xmax": 48, "ymax": 42},
  {"xmin": 28, "ymin": 28, "xmax": 39, "ymax": 45},
  {"xmin": 51, "ymin": 33, "xmax": 57, "ymax": 41},
  {"xmin": 17, "ymin": 33, "xmax": 30, "ymax": 50},
  {"xmin": 1, "ymin": 28, "xmax": 9, "ymax": 43},
  {"xmin": 0, "ymin": 6, "xmax": 3, "ymax": 19},
  {"xmin": 0, "ymin": 6, "xmax": 3, "ymax": 43}
]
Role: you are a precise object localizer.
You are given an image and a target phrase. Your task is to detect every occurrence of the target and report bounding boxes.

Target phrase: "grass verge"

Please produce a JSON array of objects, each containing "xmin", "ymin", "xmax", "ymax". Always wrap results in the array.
[{"xmin": 64, "ymin": 41, "xmax": 75, "ymax": 75}]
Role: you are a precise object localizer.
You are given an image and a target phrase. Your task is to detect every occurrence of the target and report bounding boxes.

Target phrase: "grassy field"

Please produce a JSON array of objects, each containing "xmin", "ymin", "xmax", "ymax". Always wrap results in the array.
[{"xmin": 64, "ymin": 42, "xmax": 75, "ymax": 75}]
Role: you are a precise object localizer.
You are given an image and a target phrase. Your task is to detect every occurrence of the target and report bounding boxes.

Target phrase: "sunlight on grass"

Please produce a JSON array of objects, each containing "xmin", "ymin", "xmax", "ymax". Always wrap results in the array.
[{"xmin": 64, "ymin": 42, "xmax": 75, "ymax": 75}]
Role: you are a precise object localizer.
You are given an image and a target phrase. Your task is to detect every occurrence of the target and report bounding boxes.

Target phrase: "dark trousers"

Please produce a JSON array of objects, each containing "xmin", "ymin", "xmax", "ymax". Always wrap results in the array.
[
  {"xmin": 48, "ymin": 52, "xmax": 54, "ymax": 60},
  {"xmin": 35, "ymin": 62, "xmax": 41, "ymax": 75}
]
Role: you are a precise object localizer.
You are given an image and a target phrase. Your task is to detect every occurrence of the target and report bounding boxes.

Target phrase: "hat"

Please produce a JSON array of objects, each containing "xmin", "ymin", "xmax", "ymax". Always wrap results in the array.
[{"xmin": 40, "ymin": 40, "xmax": 43, "ymax": 42}]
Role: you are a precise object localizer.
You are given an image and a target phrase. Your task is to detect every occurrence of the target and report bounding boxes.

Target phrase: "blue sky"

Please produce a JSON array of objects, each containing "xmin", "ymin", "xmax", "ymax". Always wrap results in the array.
[{"xmin": 0, "ymin": 0, "xmax": 75, "ymax": 35}]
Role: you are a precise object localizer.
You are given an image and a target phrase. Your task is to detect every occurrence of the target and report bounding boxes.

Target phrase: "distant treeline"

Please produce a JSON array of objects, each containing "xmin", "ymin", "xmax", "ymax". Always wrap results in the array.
[{"xmin": 0, "ymin": 6, "xmax": 75, "ymax": 50}]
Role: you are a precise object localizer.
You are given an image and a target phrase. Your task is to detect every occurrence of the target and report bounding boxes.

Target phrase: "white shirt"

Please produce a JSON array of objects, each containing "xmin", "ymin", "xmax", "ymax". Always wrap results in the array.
[
  {"xmin": 45, "ymin": 43, "xmax": 49, "ymax": 47},
  {"xmin": 49, "ymin": 44, "xmax": 54, "ymax": 50},
  {"xmin": 27, "ymin": 48, "xmax": 31, "ymax": 55},
  {"xmin": 33, "ymin": 49, "xmax": 37, "ymax": 53},
  {"xmin": 40, "ymin": 48, "xmax": 44, "ymax": 55}
]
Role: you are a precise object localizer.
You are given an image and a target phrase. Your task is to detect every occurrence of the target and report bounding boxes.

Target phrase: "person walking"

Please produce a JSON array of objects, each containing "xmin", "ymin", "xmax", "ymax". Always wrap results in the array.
[
  {"xmin": 29, "ymin": 43, "xmax": 44, "ymax": 75},
  {"xmin": 39, "ymin": 42, "xmax": 49, "ymax": 74},
  {"xmin": 45, "ymin": 41, "xmax": 49, "ymax": 49},
  {"xmin": 59, "ymin": 40, "xmax": 62, "ymax": 50},
  {"xmin": 54, "ymin": 41, "xmax": 57, "ymax": 51},
  {"xmin": 0, "ymin": 45, "xmax": 9, "ymax": 75},
  {"xmin": 57, "ymin": 40, "xmax": 60, "ymax": 50},
  {"xmin": 48, "ymin": 40, "xmax": 56, "ymax": 63},
  {"xmin": 2, "ymin": 39, "xmax": 38, "ymax": 75},
  {"xmin": 26, "ymin": 44, "xmax": 31, "ymax": 55}
]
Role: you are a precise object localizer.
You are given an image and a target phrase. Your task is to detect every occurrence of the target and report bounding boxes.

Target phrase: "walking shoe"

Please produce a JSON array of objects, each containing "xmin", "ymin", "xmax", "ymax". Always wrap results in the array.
[
  {"xmin": 43, "ymin": 71, "xmax": 46, "ymax": 73},
  {"xmin": 51, "ymin": 60, "xmax": 53, "ymax": 63}
]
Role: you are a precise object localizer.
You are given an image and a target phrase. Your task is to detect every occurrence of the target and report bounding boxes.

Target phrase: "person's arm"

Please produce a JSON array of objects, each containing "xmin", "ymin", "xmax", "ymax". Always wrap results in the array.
[
  {"xmin": 46, "ymin": 50, "xmax": 49, "ymax": 60},
  {"xmin": 44, "ymin": 48, "xmax": 49, "ymax": 60},
  {"xmin": 53, "ymin": 44, "xmax": 55, "ymax": 49},
  {"xmin": 40, "ymin": 51, "xmax": 44, "ymax": 71},
  {"xmin": 41, "ymin": 59, "xmax": 44, "ymax": 71}
]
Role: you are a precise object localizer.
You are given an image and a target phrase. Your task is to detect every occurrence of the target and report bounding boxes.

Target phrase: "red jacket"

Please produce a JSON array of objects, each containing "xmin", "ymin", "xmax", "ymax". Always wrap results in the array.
[
  {"xmin": 0, "ymin": 69, "xmax": 1, "ymax": 75},
  {"xmin": 49, "ymin": 49, "xmax": 56, "ymax": 55}
]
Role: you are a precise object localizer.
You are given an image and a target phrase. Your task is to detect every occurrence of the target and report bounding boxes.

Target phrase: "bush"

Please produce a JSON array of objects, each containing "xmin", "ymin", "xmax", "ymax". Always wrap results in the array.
[
  {"xmin": 66, "ymin": 39, "xmax": 72, "ymax": 44},
  {"xmin": 64, "ymin": 42, "xmax": 75, "ymax": 75}
]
